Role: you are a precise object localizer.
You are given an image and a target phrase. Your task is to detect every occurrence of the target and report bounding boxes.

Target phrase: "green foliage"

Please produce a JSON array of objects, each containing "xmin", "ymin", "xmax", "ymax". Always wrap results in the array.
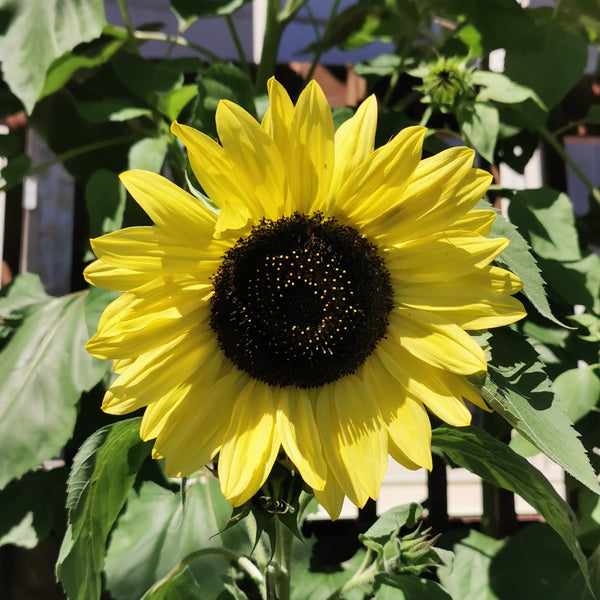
[
  {"xmin": 0, "ymin": 0, "xmax": 599, "ymax": 598},
  {"xmin": 0, "ymin": 274, "xmax": 107, "ymax": 489},
  {"xmin": 56, "ymin": 419, "xmax": 151, "ymax": 600},
  {"xmin": 432, "ymin": 426, "xmax": 589, "ymax": 584},
  {"xmin": 0, "ymin": 0, "xmax": 107, "ymax": 113}
]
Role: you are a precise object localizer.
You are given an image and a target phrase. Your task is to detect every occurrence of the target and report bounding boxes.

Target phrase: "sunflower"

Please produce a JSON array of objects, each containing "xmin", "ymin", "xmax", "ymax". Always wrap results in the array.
[{"xmin": 85, "ymin": 78, "xmax": 525, "ymax": 519}]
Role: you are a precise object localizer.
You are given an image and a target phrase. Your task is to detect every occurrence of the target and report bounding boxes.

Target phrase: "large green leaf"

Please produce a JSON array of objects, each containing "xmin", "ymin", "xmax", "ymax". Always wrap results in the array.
[
  {"xmin": 0, "ymin": 0, "xmax": 106, "ymax": 113},
  {"xmin": 0, "ymin": 279, "xmax": 107, "ymax": 489},
  {"xmin": 433, "ymin": 0, "xmax": 536, "ymax": 53},
  {"xmin": 437, "ymin": 530, "xmax": 505, "ymax": 600},
  {"xmin": 0, "ymin": 467, "xmax": 65, "ymax": 548},
  {"xmin": 504, "ymin": 8, "xmax": 588, "ymax": 112},
  {"xmin": 104, "ymin": 478, "xmax": 250, "ymax": 600},
  {"xmin": 490, "ymin": 210, "xmax": 563, "ymax": 326},
  {"xmin": 507, "ymin": 188, "xmax": 581, "ymax": 262},
  {"xmin": 432, "ymin": 426, "xmax": 589, "ymax": 584},
  {"xmin": 40, "ymin": 33, "xmax": 126, "ymax": 100},
  {"xmin": 438, "ymin": 525, "xmax": 588, "ymax": 600},
  {"xmin": 56, "ymin": 419, "xmax": 151, "ymax": 600},
  {"xmin": 485, "ymin": 327, "xmax": 599, "ymax": 494}
]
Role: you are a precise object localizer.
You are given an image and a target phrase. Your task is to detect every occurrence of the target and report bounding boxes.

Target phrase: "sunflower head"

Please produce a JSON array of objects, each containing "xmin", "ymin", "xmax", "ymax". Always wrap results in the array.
[{"xmin": 84, "ymin": 77, "xmax": 525, "ymax": 519}]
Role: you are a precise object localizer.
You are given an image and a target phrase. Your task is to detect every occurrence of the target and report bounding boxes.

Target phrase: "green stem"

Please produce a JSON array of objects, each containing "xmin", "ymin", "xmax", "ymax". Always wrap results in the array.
[
  {"xmin": 0, "ymin": 135, "xmax": 138, "ymax": 193},
  {"xmin": 304, "ymin": 0, "xmax": 342, "ymax": 84},
  {"xmin": 116, "ymin": 0, "xmax": 134, "ymax": 36},
  {"xmin": 226, "ymin": 15, "xmax": 251, "ymax": 78},
  {"xmin": 272, "ymin": 518, "xmax": 293, "ymax": 600},
  {"xmin": 254, "ymin": 0, "xmax": 285, "ymax": 94},
  {"xmin": 323, "ymin": 550, "xmax": 377, "ymax": 600},
  {"xmin": 132, "ymin": 30, "xmax": 222, "ymax": 62},
  {"xmin": 538, "ymin": 125, "xmax": 599, "ymax": 204}
]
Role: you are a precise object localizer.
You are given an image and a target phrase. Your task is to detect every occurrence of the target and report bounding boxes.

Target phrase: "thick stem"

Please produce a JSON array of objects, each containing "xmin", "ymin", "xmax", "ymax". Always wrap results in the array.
[
  {"xmin": 254, "ymin": 0, "xmax": 284, "ymax": 94},
  {"xmin": 273, "ymin": 518, "xmax": 293, "ymax": 600}
]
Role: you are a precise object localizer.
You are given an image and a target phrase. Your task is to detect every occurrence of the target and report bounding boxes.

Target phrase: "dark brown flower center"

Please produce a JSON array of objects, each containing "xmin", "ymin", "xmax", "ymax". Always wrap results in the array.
[{"xmin": 210, "ymin": 213, "xmax": 393, "ymax": 388}]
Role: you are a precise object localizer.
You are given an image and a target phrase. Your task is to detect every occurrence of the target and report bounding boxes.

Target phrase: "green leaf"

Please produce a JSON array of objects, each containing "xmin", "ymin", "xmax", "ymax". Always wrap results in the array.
[
  {"xmin": 0, "ymin": 467, "xmax": 65, "ymax": 548},
  {"xmin": 105, "ymin": 478, "xmax": 250, "ymax": 600},
  {"xmin": 473, "ymin": 70, "xmax": 545, "ymax": 108},
  {"xmin": 438, "ymin": 525, "xmax": 588, "ymax": 600},
  {"xmin": 485, "ymin": 327, "xmax": 599, "ymax": 494},
  {"xmin": 507, "ymin": 188, "xmax": 581, "ymax": 261},
  {"xmin": 141, "ymin": 566, "xmax": 204, "ymax": 600},
  {"xmin": 0, "ymin": 272, "xmax": 49, "ymax": 317},
  {"xmin": 76, "ymin": 98, "xmax": 152, "ymax": 123},
  {"xmin": 129, "ymin": 135, "xmax": 169, "ymax": 173},
  {"xmin": 375, "ymin": 575, "xmax": 452, "ymax": 600},
  {"xmin": 291, "ymin": 547, "xmax": 368, "ymax": 600},
  {"xmin": 361, "ymin": 504, "xmax": 422, "ymax": 548},
  {"xmin": 159, "ymin": 84, "xmax": 198, "ymax": 122},
  {"xmin": 193, "ymin": 63, "xmax": 256, "ymax": 138},
  {"xmin": 56, "ymin": 419, "xmax": 151, "ymax": 600},
  {"xmin": 457, "ymin": 101, "xmax": 499, "ymax": 163},
  {"xmin": 437, "ymin": 530, "xmax": 504, "ymax": 600},
  {"xmin": 111, "ymin": 51, "xmax": 182, "ymax": 103},
  {"xmin": 554, "ymin": 367, "xmax": 600, "ymax": 423},
  {"xmin": 170, "ymin": 0, "xmax": 251, "ymax": 19},
  {"xmin": 490, "ymin": 210, "xmax": 563, "ymax": 326},
  {"xmin": 432, "ymin": 426, "xmax": 590, "ymax": 585},
  {"xmin": 0, "ymin": 0, "xmax": 106, "ymax": 113},
  {"xmin": 504, "ymin": 9, "xmax": 588, "ymax": 111},
  {"xmin": 85, "ymin": 169, "xmax": 127, "ymax": 239},
  {"xmin": 0, "ymin": 285, "xmax": 107, "ymax": 489},
  {"xmin": 433, "ymin": 0, "xmax": 537, "ymax": 53},
  {"xmin": 40, "ymin": 34, "xmax": 126, "ymax": 100}
]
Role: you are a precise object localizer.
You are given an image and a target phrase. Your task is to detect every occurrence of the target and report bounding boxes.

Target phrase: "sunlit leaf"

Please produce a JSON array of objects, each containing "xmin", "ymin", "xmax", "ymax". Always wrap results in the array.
[
  {"xmin": 0, "ymin": 0, "xmax": 106, "ymax": 112},
  {"xmin": 56, "ymin": 419, "xmax": 151, "ymax": 600},
  {"xmin": 0, "ymin": 279, "xmax": 107, "ymax": 489},
  {"xmin": 484, "ymin": 327, "xmax": 599, "ymax": 495},
  {"xmin": 432, "ymin": 426, "xmax": 590, "ymax": 585}
]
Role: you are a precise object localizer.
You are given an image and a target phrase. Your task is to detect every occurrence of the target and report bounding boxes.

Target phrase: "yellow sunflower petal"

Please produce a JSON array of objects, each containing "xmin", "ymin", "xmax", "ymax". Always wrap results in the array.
[
  {"xmin": 363, "ymin": 356, "xmax": 432, "ymax": 470},
  {"xmin": 219, "ymin": 381, "xmax": 280, "ymax": 506},
  {"xmin": 335, "ymin": 126, "xmax": 426, "ymax": 226},
  {"xmin": 101, "ymin": 326, "xmax": 218, "ymax": 415},
  {"xmin": 378, "ymin": 147, "xmax": 479, "ymax": 243},
  {"xmin": 329, "ymin": 94, "xmax": 378, "ymax": 199},
  {"xmin": 289, "ymin": 80, "xmax": 335, "ymax": 214},
  {"xmin": 216, "ymin": 99, "xmax": 288, "ymax": 221},
  {"xmin": 170, "ymin": 121, "xmax": 255, "ymax": 233},
  {"xmin": 119, "ymin": 170, "xmax": 217, "ymax": 247},
  {"xmin": 313, "ymin": 474, "xmax": 346, "ymax": 521},
  {"xmin": 90, "ymin": 226, "xmax": 219, "ymax": 276},
  {"xmin": 277, "ymin": 389, "xmax": 327, "ymax": 491},
  {"xmin": 391, "ymin": 308, "xmax": 487, "ymax": 375},
  {"xmin": 398, "ymin": 266, "xmax": 526, "ymax": 330},
  {"xmin": 375, "ymin": 337, "xmax": 473, "ymax": 427},
  {"xmin": 158, "ymin": 366, "xmax": 243, "ymax": 478},
  {"xmin": 387, "ymin": 232, "xmax": 508, "ymax": 283},
  {"xmin": 83, "ymin": 260, "xmax": 151, "ymax": 292},
  {"xmin": 450, "ymin": 208, "xmax": 498, "ymax": 235}
]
